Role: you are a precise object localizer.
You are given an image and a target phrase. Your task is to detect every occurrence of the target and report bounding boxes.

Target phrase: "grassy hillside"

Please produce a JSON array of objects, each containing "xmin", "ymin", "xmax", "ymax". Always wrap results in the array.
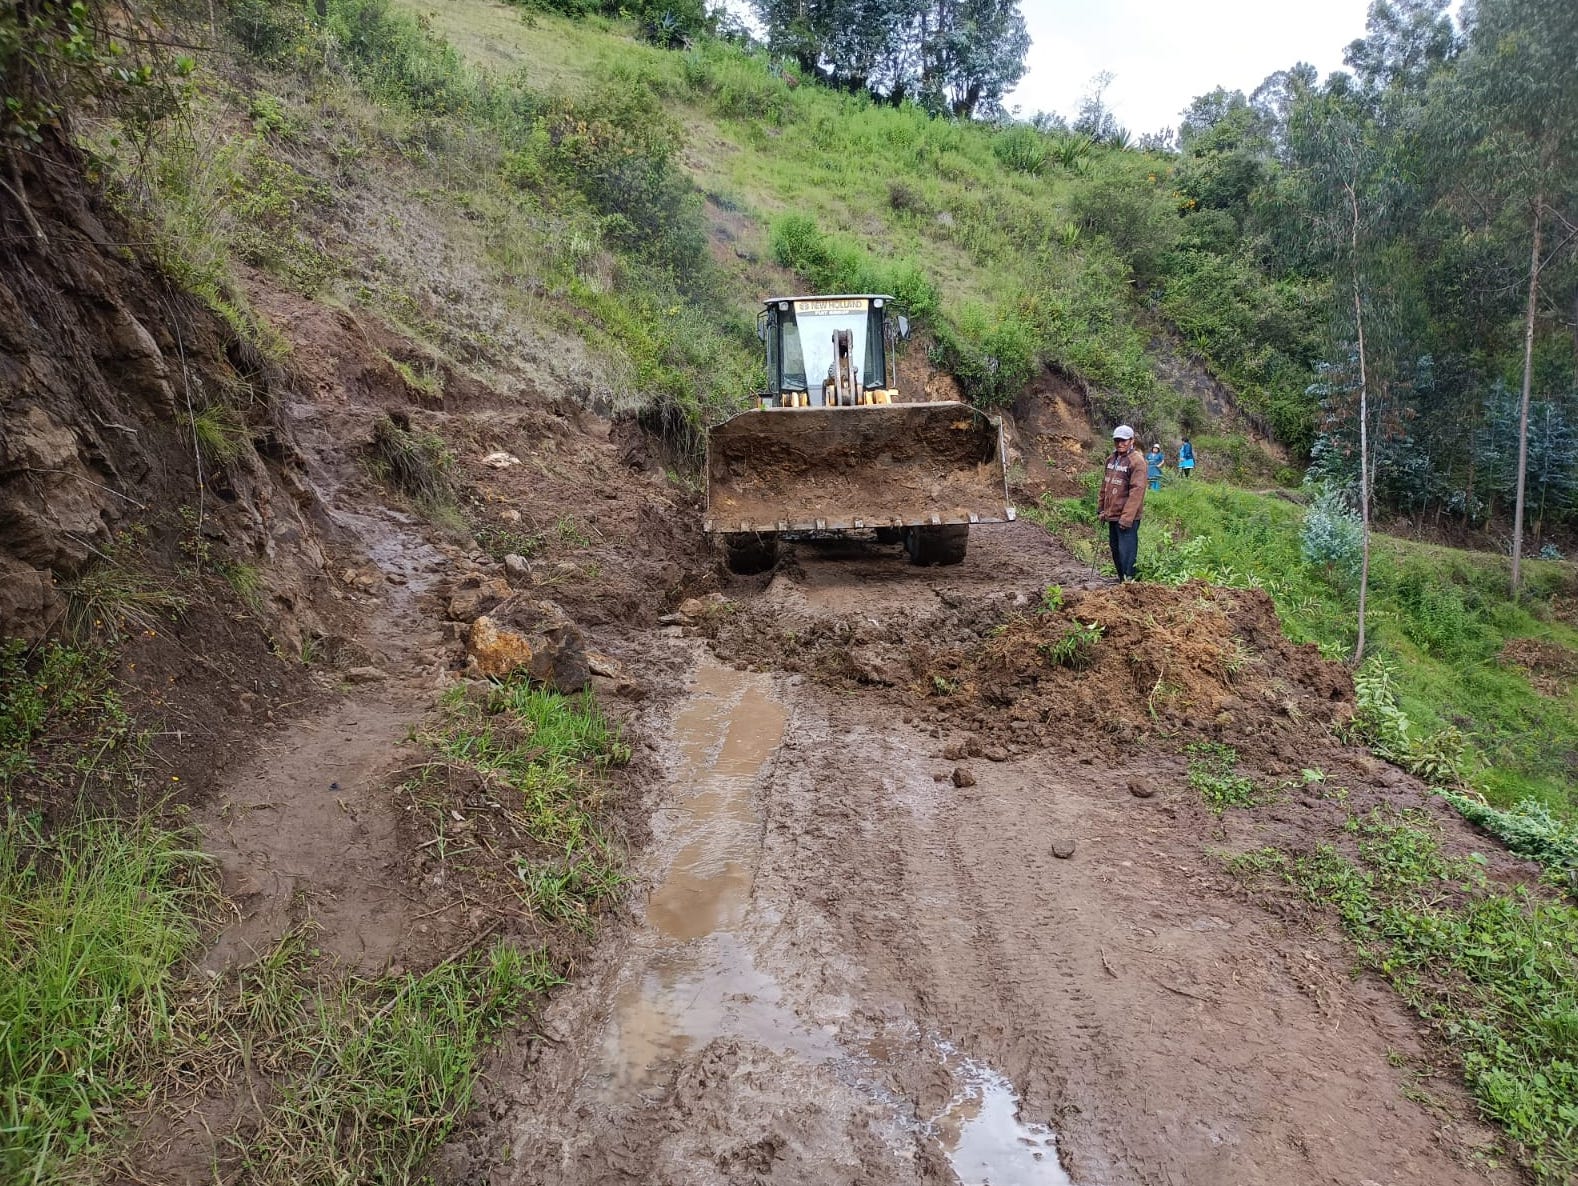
[{"xmin": 117, "ymin": 0, "xmax": 1288, "ymax": 460}]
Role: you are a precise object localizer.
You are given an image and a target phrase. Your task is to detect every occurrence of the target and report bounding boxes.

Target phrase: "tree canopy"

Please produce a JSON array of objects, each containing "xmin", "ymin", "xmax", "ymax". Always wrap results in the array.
[{"xmin": 750, "ymin": 0, "xmax": 1030, "ymax": 118}]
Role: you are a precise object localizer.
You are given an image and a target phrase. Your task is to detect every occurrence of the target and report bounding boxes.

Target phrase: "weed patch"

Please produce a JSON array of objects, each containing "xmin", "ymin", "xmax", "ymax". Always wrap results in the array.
[
  {"xmin": 405, "ymin": 680, "xmax": 629, "ymax": 926},
  {"xmin": 1185, "ymin": 741, "xmax": 1260, "ymax": 811}
]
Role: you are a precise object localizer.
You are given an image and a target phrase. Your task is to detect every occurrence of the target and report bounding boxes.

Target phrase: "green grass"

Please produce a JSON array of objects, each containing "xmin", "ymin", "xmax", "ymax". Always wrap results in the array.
[
  {"xmin": 0, "ymin": 814, "xmax": 211, "ymax": 1182},
  {"xmin": 1027, "ymin": 479, "xmax": 1578, "ymax": 814},
  {"xmin": 0, "ymin": 640, "xmax": 136, "ymax": 796},
  {"xmin": 409, "ymin": 680, "xmax": 629, "ymax": 924},
  {"xmin": 184, "ymin": 928, "xmax": 552, "ymax": 1185},
  {"xmin": 1184, "ymin": 741, "xmax": 1261, "ymax": 811},
  {"xmin": 1232, "ymin": 808, "xmax": 1578, "ymax": 1182}
]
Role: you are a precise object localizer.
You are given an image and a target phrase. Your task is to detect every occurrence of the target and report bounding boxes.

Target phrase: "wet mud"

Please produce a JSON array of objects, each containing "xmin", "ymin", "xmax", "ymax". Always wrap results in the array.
[{"xmin": 455, "ymin": 525, "xmax": 1516, "ymax": 1186}]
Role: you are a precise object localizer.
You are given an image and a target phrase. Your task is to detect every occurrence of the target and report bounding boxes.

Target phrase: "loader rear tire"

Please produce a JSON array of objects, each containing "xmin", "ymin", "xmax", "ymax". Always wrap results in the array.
[
  {"xmin": 905, "ymin": 525, "xmax": 968, "ymax": 566},
  {"xmin": 723, "ymin": 532, "xmax": 779, "ymax": 575}
]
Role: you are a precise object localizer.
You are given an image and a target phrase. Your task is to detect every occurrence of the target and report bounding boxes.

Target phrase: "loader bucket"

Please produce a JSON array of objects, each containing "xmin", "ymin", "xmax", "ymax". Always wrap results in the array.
[{"xmin": 704, "ymin": 402, "xmax": 1012, "ymax": 534}]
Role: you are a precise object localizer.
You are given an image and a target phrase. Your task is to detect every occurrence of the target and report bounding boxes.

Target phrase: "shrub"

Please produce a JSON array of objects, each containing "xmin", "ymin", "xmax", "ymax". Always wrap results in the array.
[
  {"xmin": 991, "ymin": 125, "xmax": 1049, "ymax": 175},
  {"xmin": 1300, "ymin": 485, "xmax": 1363, "ymax": 584},
  {"xmin": 768, "ymin": 214, "xmax": 939, "ymax": 317},
  {"xmin": 932, "ymin": 302, "xmax": 1038, "ymax": 409}
]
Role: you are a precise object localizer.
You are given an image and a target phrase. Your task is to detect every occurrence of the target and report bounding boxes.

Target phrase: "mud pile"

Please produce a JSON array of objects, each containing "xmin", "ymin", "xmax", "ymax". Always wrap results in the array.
[
  {"xmin": 712, "ymin": 574, "xmax": 1354, "ymax": 769},
  {"xmin": 914, "ymin": 582, "xmax": 1353, "ymax": 762}
]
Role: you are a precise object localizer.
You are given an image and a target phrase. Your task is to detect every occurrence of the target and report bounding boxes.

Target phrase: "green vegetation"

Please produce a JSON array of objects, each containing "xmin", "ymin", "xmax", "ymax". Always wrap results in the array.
[
  {"xmin": 0, "ymin": 641, "xmax": 136, "ymax": 796},
  {"xmin": 406, "ymin": 680, "xmax": 629, "ymax": 930},
  {"xmin": 165, "ymin": 927, "xmax": 550, "ymax": 1185},
  {"xmin": 1027, "ymin": 480, "xmax": 1577, "ymax": 813},
  {"xmin": 1232, "ymin": 807, "xmax": 1578, "ymax": 1182},
  {"xmin": 1036, "ymin": 619, "xmax": 1103, "ymax": 670},
  {"xmin": 1184, "ymin": 741, "xmax": 1260, "ymax": 811},
  {"xmin": 0, "ymin": 814, "xmax": 210, "ymax": 1182}
]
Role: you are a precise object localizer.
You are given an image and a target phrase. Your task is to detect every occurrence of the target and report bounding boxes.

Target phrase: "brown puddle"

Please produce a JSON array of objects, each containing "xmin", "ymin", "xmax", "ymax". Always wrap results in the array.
[{"xmin": 599, "ymin": 658, "xmax": 830, "ymax": 1091}]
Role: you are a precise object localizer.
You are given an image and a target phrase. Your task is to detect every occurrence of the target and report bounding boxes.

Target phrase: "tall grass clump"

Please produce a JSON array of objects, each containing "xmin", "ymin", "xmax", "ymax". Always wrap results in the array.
[
  {"xmin": 769, "ymin": 213, "xmax": 939, "ymax": 316},
  {"xmin": 0, "ymin": 815, "xmax": 211, "ymax": 1181}
]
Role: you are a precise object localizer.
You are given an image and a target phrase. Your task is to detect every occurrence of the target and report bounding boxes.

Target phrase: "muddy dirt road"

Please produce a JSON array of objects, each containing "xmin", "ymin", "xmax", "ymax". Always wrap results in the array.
[{"xmin": 438, "ymin": 526, "xmax": 1511, "ymax": 1186}]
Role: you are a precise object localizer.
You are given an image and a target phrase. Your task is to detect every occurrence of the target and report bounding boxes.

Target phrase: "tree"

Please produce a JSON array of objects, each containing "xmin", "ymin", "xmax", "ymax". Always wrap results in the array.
[
  {"xmin": 918, "ymin": 0, "xmax": 1030, "ymax": 118},
  {"xmin": 1343, "ymin": 0, "xmax": 1459, "ymax": 98},
  {"xmin": 1072, "ymin": 72, "xmax": 1124, "ymax": 144},
  {"xmin": 750, "ymin": 0, "xmax": 1029, "ymax": 118},
  {"xmin": 1453, "ymin": 0, "xmax": 1578, "ymax": 592}
]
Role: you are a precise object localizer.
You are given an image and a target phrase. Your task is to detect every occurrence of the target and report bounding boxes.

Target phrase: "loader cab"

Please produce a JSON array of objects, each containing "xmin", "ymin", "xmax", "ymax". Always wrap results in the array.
[{"xmin": 757, "ymin": 295, "xmax": 909, "ymax": 408}]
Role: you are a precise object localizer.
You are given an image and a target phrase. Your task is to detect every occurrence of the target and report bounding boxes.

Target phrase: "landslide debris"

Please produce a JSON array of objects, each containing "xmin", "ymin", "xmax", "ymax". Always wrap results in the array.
[{"xmin": 711, "ymin": 576, "xmax": 1353, "ymax": 770}]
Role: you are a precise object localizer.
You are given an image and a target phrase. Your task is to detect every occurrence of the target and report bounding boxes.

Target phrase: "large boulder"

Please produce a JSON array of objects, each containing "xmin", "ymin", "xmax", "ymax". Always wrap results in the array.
[{"xmin": 466, "ymin": 597, "xmax": 590, "ymax": 691}]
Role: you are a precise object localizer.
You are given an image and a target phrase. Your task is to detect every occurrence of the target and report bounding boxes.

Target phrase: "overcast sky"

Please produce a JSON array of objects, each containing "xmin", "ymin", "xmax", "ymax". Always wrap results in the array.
[{"xmin": 1006, "ymin": 0, "xmax": 1375, "ymax": 134}]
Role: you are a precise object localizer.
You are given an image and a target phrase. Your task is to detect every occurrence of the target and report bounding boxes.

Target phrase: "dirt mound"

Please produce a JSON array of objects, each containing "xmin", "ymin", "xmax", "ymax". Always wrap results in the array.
[
  {"xmin": 917, "ymin": 582, "xmax": 1353, "ymax": 761},
  {"xmin": 713, "ymin": 574, "xmax": 1353, "ymax": 771},
  {"xmin": 1499, "ymin": 636, "xmax": 1578, "ymax": 697}
]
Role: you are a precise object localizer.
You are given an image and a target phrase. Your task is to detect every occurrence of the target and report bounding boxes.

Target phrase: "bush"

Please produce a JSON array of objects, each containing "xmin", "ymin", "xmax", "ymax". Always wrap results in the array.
[
  {"xmin": 991, "ymin": 125, "xmax": 1049, "ymax": 175},
  {"xmin": 544, "ymin": 88, "xmax": 705, "ymax": 272},
  {"xmin": 1300, "ymin": 485, "xmax": 1363, "ymax": 583},
  {"xmin": 769, "ymin": 214, "xmax": 938, "ymax": 317},
  {"xmin": 932, "ymin": 302, "xmax": 1038, "ymax": 409}
]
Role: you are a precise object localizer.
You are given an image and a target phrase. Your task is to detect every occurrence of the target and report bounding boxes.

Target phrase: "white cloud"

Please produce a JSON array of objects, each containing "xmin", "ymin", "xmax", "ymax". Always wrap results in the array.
[{"xmin": 1008, "ymin": 0, "xmax": 1375, "ymax": 134}]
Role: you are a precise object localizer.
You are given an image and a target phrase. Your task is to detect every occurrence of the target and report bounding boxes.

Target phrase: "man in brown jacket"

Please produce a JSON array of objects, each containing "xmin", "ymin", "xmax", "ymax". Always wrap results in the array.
[{"xmin": 1097, "ymin": 424, "xmax": 1146, "ymax": 581}]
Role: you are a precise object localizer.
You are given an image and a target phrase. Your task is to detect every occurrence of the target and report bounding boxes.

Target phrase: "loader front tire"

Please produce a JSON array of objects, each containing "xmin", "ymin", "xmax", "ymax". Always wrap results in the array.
[
  {"xmin": 723, "ymin": 532, "xmax": 779, "ymax": 575},
  {"xmin": 905, "ymin": 525, "xmax": 968, "ymax": 566}
]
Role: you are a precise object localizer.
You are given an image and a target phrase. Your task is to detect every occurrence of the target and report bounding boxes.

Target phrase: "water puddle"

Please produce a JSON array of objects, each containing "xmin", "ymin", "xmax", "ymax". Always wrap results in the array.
[
  {"xmin": 934, "ymin": 1050, "xmax": 1071, "ymax": 1186},
  {"xmin": 599, "ymin": 658, "xmax": 831, "ymax": 1091}
]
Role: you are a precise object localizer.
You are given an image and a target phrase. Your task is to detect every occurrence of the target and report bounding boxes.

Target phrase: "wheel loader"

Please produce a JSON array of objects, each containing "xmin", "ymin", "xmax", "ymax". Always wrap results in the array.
[{"xmin": 704, "ymin": 294, "xmax": 1014, "ymax": 574}]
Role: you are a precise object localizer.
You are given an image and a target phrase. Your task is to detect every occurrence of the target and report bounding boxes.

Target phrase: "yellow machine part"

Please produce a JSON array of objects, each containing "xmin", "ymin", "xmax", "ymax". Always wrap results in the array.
[{"xmin": 704, "ymin": 401, "xmax": 1011, "ymax": 534}]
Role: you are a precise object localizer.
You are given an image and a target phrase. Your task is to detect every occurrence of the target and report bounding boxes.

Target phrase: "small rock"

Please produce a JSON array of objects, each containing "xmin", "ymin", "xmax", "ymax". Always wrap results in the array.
[
  {"xmin": 503, "ymin": 553, "xmax": 532, "ymax": 581},
  {"xmin": 678, "ymin": 597, "xmax": 708, "ymax": 620},
  {"xmin": 345, "ymin": 666, "xmax": 388, "ymax": 684},
  {"xmin": 447, "ymin": 576, "xmax": 512, "ymax": 622},
  {"xmin": 964, "ymin": 735, "xmax": 984, "ymax": 758},
  {"xmin": 657, "ymin": 613, "xmax": 686, "ymax": 626},
  {"xmin": 1052, "ymin": 839, "xmax": 1077, "ymax": 859},
  {"xmin": 942, "ymin": 741, "xmax": 967, "ymax": 761},
  {"xmin": 482, "ymin": 451, "xmax": 521, "ymax": 468},
  {"xmin": 951, "ymin": 766, "xmax": 976, "ymax": 788},
  {"xmin": 982, "ymin": 745, "xmax": 1008, "ymax": 763},
  {"xmin": 1128, "ymin": 779, "xmax": 1155, "ymax": 799},
  {"xmin": 499, "ymin": 508, "xmax": 522, "ymax": 524}
]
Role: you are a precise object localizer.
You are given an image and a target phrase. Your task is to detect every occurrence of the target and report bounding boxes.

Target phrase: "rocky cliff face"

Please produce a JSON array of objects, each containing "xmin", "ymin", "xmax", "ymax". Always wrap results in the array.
[{"xmin": 0, "ymin": 140, "xmax": 327, "ymax": 644}]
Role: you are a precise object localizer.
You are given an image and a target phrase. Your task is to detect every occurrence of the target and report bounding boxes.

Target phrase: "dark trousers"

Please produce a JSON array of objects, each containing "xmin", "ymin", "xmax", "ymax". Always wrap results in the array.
[{"xmin": 1107, "ymin": 519, "xmax": 1139, "ymax": 581}]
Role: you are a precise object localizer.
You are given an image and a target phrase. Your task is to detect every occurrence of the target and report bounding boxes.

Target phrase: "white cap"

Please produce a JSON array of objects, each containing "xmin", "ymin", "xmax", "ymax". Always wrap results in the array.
[{"xmin": 1113, "ymin": 425, "xmax": 1134, "ymax": 440}]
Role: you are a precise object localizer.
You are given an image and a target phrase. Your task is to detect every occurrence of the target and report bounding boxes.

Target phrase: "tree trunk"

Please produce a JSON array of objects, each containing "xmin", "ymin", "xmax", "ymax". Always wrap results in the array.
[
  {"xmin": 1510, "ymin": 196, "xmax": 1543, "ymax": 596},
  {"xmin": 1347, "ymin": 181, "xmax": 1372, "ymax": 666}
]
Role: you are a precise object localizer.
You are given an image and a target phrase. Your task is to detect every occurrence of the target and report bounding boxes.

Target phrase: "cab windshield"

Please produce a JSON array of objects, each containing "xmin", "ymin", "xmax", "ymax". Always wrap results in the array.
[{"xmin": 777, "ymin": 298, "xmax": 886, "ymax": 403}]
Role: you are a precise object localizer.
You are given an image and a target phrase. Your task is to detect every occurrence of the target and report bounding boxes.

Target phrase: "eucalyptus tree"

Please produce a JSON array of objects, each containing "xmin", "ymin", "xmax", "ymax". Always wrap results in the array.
[{"xmin": 1452, "ymin": 0, "xmax": 1578, "ymax": 592}]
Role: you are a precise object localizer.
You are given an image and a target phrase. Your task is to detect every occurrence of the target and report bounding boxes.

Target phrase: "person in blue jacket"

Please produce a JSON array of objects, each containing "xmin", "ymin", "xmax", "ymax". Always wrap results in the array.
[
  {"xmin": 1179, "ymin": 436, "xmax": 1195, "ymax": 478},
  {"xmin": 1145, "ymin": 443, "xmax": 1165, "ymax": 491}
]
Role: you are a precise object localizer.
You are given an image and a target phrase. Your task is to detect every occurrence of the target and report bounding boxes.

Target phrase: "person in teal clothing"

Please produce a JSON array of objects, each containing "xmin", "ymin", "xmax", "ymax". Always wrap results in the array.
[
  {"xmin": 1145, "ymin": 443, "xmax": 1165, "ymax": 491},
  {"xmin": 1179, "ymin": 436, "xmax": 1195, "ymax": 478}
]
